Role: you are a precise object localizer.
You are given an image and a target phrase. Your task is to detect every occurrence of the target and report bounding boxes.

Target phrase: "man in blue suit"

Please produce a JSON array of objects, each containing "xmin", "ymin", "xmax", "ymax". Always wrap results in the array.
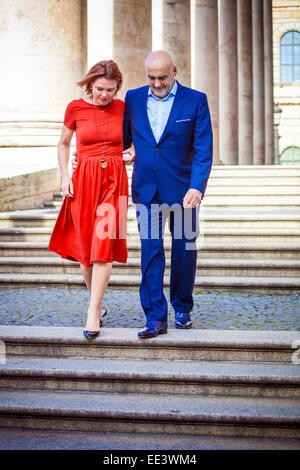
[{"xmin": 123, "ymin": 50, "xmax": 213, "ymax": 338}]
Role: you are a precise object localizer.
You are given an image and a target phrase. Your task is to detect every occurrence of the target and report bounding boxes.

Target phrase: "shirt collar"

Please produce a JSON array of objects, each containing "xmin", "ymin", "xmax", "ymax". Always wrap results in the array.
[{"xmin": 148, "ymin": 80, "xmax": 178, "ymax": 101}]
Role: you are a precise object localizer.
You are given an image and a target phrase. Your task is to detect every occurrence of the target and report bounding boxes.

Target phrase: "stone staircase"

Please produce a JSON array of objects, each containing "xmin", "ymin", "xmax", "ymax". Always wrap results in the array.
[
  {"xmin": 2, "ymin": 165, "xmax": 299, "ymax": 449},
  {"xmin": 0, "ymin": 325, "xmax": 299, "ymax": 446},
  {"xmin": 0, "ymin": 165, "xmax": 300, "ymax": 292}
]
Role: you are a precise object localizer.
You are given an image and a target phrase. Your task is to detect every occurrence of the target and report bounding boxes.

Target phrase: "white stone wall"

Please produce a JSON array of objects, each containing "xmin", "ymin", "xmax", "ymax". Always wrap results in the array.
[
  {"xmin": 0, "ymin": 0, "xmax": 84, "ymax": 114},
  {"xmin": 0, "ymin": 0, "xmax": 85, "ymax": 148}
]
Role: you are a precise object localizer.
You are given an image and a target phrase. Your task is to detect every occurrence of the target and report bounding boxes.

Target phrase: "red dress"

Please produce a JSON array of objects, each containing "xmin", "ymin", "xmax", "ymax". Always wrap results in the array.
[{"xmin": 48, "ymin": 98, "xmax": 128, "ymax": 266}]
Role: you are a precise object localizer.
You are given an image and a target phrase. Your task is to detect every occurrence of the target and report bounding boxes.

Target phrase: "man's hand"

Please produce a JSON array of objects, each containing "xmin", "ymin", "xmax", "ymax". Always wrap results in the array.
[
  {"xmin": 183, "ymin": 188, "xmax": 202, "ymax": 208},
  {"xmin": 71, "ymin": 151, "xmax": 78, "ymax": 172},
  {"xmin": 123, "ymin": 144, "xmax": 136, "ymax": 165}
]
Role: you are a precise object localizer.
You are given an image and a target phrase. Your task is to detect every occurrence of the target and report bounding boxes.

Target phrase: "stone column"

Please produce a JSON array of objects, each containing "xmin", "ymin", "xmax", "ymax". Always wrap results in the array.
[
  {"xmin": 0, "ymin": 0, "xmax": 85, "ymax": 147},
  {"xmin": 113, "ymin": 0, "xmax": 152, "ymax": 95},
  {"xmin": 237, "ymin": 0, "xmax": 253, "ymax": 165},
  {"xmin": 88, "ymin": 0, "xmax": 152, "ymax": 98},
  {"xmin": 218, "ymin": 0, "xmax": 238, "ymax": 165},
  {"xmin": 152, "ymin": 0, "xmax": 191, "ymax": 87},
  {"xmin": 252, "ymin": 0, "xmax": 265, "ymax": 165},
  {"xmin": 87, "ymin": 0, "xmax": 114, "ymax": 67},
  {"xmin": 194, "ymin": 0, "xmax": 221, "ymax": 164},
  {"xmin": 264, "ymin": 0, "xmax": 274, "ymax": 165}
]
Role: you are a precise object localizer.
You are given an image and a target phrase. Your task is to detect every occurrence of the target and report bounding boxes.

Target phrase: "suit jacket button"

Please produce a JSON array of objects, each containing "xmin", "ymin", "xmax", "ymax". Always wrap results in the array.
[
  {"xmin": 153, "ymin": 167, "xmax": 156, "ymax": 170},
  {"xmin": 155, "ymin": 146, "xmax": 159, "ymax": 151}
]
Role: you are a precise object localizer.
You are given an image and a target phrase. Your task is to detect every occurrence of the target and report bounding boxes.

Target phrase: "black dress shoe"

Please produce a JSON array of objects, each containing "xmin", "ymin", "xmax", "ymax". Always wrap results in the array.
[
  {"xmin": 175, "ymin": 312, "xmax": 192, "ymax": 329},
  {"xmin": 138, "ymin": 321, "xmax": 168, "ymax": 339}
]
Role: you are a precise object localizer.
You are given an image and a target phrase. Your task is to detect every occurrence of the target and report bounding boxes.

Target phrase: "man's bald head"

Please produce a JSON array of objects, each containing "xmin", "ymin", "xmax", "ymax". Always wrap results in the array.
[
  {"xmin": 145, "ymin": 50, "xmax": 174, "ymax": 70},
  {"xmin": 145, "ymin": 50, "xmax": 177, "ymax": 99}
]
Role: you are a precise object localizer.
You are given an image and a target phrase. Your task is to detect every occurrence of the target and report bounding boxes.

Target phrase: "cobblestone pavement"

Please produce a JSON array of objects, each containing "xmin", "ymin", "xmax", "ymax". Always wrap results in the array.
[{"xmin": 0, "ymin": 287, "xmax": 299, "ymax": 330}]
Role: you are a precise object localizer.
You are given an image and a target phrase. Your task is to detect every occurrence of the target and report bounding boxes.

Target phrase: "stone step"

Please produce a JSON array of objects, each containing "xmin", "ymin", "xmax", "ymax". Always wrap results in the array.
[
  {"xmin": 1, "ymin": 326, "xmax": 299, "ymax": 363},
  {"xmin": 124, "ymin": 228, "xmax": 300, "ymax": 243},
  {"xmin": 194, "ymin": 165, "xmax": 300, "ymax": 177},
  {"xmin": 41, "ymin": 208, "xmax": 300, "ymax": 230},
  {"xmin": 206, "ymin": 177, "xmax": 300, "ymax": 187},
  {"xmin": 203, "ymin": 196, "xmax": 300, "ymax": 209},
  {"xmin": 1, "ymin": 256, "xmax": 300, "ymax": 278},
  {"xmin": 1, "ymin": 241, "xmax": 300, "ymax": 260},
  {"xmin": 101, "ymin": 164, "xmax": 300, "ymax": 174},
  {"xmin": 127, "ymin": 228, "xmax": 300, "ymax": 244},
  {"xmin": 1, "ymin": 427, "xmax": 300, "ymax": 450},
  {"xmin": 1, "ymin": 206, "xmax": 299, "ymax": 218},
  {"xmin": 124, "ymin": 178, "xmax": 300, "ymax": 189},
  {"xmin": 1, "ymin": 225, "xmax": 300, "ymax": 243},
  {"xmin": 45, "ymin": 196, "xmax": 300, "ymax": 211},
  {"xmin": 89, "ymin": 165, "xmax": 300, "ymax": 179},
  {"xmin": 0, "ymin": 272, "xmax": 299, "ymax": 292},
  {"xmin": 0, "ymin": 207, "xmax": 300, "ymax": 232},
  {"xmin": 0, "ymin": 388, "xmax": 299, "ymax": 438},
  {"xmin": 0, "ymin": 210, "xmax": 58, "ymax": 228},
  {"xmin": 0, "ymin": 227, "xmax": 54, "ymax": 240},
  {"xmin": 1, "ymin": 355, "xmax": 299, "ymax": 399},
  {"xmin": 45, "ymin": 195, "xmax": 300, "ymax": 210},
  {"xmin": 129, "ymin": 175, "xmax": 300, "ymax": 185},
  {"xmin": 50, "ymin": 185, "xmax": 300, "ymax": 197}
]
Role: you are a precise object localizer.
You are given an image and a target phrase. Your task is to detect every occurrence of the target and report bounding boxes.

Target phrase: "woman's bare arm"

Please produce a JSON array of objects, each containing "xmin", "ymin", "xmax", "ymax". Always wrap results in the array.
[{"xmin": 58, "ymin": 125, "xmax": 75, "ymax": 197}]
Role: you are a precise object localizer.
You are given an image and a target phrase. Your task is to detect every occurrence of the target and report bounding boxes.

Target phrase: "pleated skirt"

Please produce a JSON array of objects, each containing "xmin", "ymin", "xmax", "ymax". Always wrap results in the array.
[{"xmin": 48, "ymin": 154, "xmax": 128, "ymax": 267}]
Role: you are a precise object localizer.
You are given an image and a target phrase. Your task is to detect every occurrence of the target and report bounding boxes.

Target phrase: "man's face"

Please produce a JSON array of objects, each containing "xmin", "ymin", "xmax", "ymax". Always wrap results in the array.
[{"xmin": 146, "ymin": 63, "xmax": 177, "ymax": 99}]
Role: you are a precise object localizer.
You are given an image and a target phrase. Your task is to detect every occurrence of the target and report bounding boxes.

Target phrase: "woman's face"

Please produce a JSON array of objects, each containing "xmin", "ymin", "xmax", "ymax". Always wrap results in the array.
[{"xmin": 90, "ymin": 77, "xmax": 118, "ymax": 106}]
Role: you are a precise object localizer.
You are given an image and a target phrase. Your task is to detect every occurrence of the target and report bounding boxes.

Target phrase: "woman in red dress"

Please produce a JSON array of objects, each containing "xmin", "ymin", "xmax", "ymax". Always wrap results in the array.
[{"xmin": 48, "ymin": 60, "xmax": 135, "ymax": 338}]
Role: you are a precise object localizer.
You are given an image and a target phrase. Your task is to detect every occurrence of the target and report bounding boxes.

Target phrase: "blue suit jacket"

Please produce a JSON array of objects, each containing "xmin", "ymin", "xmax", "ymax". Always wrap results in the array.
[{"xmin": 123, "ymin": 81, "xmax": 213, "ymax": 206}]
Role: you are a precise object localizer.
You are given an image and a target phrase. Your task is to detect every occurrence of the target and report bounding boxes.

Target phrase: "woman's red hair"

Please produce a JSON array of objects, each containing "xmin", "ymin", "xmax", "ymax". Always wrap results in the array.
[{"xmin": 78, "ymin": 60, "xmax": 123, "ymax": 94}]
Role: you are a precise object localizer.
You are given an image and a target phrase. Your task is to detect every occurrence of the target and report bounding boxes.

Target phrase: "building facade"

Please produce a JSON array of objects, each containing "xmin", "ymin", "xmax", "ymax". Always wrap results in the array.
[
  {"xmin": 273, "ymin": 0, "xmax": 300, "ymax": 165},
  {"xmin": 0, "ymin": 0, "xmax": 298, "ymax": 168}
]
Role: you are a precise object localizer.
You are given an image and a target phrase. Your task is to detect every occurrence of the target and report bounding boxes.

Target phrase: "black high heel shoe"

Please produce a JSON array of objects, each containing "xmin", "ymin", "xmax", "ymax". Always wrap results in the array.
[
  {"xmin": 99, "ymin": 307, "xmax": 107, "ymax": 327},
  {"xmin": 83, "ymin": 330, "xmax": 100, "ymax": 339},
  {"xmin": 83, "ymin": 307, "xmax": 107, "ymax": 339}
]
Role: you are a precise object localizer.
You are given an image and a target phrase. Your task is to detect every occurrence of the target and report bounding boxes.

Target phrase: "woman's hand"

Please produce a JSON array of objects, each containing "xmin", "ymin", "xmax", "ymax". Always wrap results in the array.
[
  {"xmin": 122, "ymin": 144, "xmax": 136, "ymax": 165},
  {"xmin": 61, "ymin": 176, "xmax": 74, "ymax": 198}
]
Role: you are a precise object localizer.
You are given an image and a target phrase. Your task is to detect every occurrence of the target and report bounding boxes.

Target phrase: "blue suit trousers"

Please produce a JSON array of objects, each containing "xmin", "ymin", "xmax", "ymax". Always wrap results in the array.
[{"xmin": 136, "ymin": 192, "xmax": 199, "ymax": 325}]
